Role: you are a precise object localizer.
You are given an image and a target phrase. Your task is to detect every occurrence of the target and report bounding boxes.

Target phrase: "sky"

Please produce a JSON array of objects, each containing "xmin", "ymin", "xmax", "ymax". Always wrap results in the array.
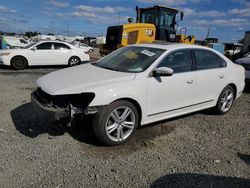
[{"xmin": 0, "ymin": 0, "xmax": 250, "ymax": 42}]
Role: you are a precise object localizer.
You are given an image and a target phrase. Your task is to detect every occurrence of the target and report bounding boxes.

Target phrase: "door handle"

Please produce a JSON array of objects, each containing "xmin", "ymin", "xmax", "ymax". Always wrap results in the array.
[
  {"xmin": 219, "ymin": 74, "xmax": 225, "ymax": 79},
  {"xmin": 187, "ymin": 80, "xmax": 194, "ymax": 84}
]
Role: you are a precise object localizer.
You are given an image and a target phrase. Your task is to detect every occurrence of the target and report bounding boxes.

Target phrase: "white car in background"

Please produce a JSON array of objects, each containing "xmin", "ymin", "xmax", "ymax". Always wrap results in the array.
[
  {"xmin": 0, "ymin": 41, "xmax": 90, "ymax": 70},
  {"xmin": 1, "ymin": 36, "xmax": 30, "ymax": 49},
  {"xmin": 32, "ymin": 44, "xmax": 245, "ymax": 145},
  {"xmin": 71, "ymin": 42, "xmax": 94, "ymax": 53}
]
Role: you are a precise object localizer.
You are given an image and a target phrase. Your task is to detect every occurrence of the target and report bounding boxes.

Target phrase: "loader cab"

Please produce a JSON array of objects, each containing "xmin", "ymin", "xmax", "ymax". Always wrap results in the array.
[
  {"xmin": 99, "ymin": 5, "xmax": 183, "ymax": 56},
  {"xmin": 137, "ymin": 5, "xmax": 182, "ymax": 42}
]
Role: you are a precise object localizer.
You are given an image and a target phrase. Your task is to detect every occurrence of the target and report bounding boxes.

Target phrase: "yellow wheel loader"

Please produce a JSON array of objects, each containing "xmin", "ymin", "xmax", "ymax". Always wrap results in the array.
[{"xmin": 99, "ymin": 5, "xmax": 195, "ymax": 56}]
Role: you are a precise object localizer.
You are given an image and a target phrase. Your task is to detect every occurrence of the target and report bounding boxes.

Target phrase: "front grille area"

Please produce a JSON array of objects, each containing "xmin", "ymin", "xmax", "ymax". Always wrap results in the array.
[
  {"xmin": 34, "ymin": 88, "xmax": 95, "ymax": 109},
  {"xmin": 36, "ymin": 87, "xmax": 53, "ymax": 106},
  {"xmin": 35, "ymin": 88, "xmax": 70, "ymax": 108},
  {"xmin": 241, "ymin": 63, "xmax": 250, "ymax": 71}
]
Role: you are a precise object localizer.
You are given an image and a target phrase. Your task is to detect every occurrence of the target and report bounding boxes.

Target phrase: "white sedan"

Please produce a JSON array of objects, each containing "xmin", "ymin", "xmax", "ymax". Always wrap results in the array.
[
  {"xmin": 32, "ymin": 44, "xmax": 245, "ymax": 145},
  {"xmin": 71, "ymin": 42, "xmax": 94, "ymax": 53},
  {"xmin": 0, "ymin": 41, "xmax": 90, "ymax": 70}
]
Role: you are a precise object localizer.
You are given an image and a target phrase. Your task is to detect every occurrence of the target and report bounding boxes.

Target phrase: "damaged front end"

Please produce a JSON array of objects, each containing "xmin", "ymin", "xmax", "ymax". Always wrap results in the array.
[{"xmin": 31, "ymin": 87, "xmax": 98, "ymax": 127}]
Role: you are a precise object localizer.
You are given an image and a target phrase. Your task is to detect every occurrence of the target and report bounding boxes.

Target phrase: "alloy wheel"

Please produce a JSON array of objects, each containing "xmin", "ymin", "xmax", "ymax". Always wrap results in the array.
[
  {"xmin": 220, "ymin": 89, "xmax": 234, "ymax": 113},
  {"xmin": 105, "ymin": 106, "xmax": 136, "ymax": 142},
  {"xmin": 70, "ymin": 57, "xmax": 80, "ymax": 66}
]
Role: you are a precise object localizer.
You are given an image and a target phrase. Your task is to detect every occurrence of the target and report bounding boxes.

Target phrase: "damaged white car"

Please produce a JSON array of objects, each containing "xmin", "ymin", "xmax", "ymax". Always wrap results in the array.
[{"xmin": 32, "ymin": 44, "xmax": 245, "ymax": 145}]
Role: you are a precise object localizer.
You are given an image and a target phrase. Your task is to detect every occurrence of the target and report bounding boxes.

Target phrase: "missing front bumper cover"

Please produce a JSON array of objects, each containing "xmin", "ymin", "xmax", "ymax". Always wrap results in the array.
[
  {"xmin": 31, "ymin": 90, "xmax": 102, "ymax": 127},
  {"xmin": 85, "ymin": 106, "xmax": 104, "ymax": 115}
]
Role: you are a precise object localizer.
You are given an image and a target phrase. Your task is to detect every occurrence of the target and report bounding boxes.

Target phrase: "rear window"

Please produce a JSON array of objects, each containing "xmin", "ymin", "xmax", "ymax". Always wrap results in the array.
[
  {"xmin": 194, "ymin": 50, "xmax": 226, "ymax": 70},
  {"xmin": 54, "ymin": 43, "xmax": 71, "ymax": 50}
]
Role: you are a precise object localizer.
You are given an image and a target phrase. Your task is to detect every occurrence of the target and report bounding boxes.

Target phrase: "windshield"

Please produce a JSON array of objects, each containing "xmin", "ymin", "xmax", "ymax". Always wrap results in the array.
[
  {"xmin": 141, "ymin": 9, "xmax": 158, "ymax": 25},
  {"xmin": 94, "ymin": 46, "xmax": 165, "ymax": 73},
  {"xmin": 159, "ymin": 8, "xmax": 176, "ymax": 28},
  {"xmin": 23, "ymin": 42, "xmax": 37, "ymax": 49},
  {"xmin": 140, "ymin": 8, "xmax": 176, "ymax": 28}
]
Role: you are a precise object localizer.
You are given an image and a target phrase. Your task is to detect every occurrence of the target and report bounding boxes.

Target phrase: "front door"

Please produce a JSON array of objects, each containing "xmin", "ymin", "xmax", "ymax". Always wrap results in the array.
[
  {"xmin": 29, "ymin": 42, "xmax": 53, "ymax": 65},
  {"xmin": 147, "ymin": 49, "xmax": 195, "ymax": 118}
]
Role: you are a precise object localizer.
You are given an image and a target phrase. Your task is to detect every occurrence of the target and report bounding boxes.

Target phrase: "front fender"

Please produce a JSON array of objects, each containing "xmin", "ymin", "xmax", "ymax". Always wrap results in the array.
[
  {"xmin": 89, "ymin": 87, "xmax": 144, "ymax": 106},
  {"xmin": 88, "ymin": 85, "xmax": 147, "ymax": 122}
]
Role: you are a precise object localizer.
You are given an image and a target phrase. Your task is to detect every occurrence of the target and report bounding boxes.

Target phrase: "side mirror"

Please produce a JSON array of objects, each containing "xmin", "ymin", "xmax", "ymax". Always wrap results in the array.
[
  {"xmin": 31, "ymin": 47, "xmax": 37, "ymax": 51},
  {"xmin": 152, "ymin": 67, "xmax": 173, "ymax": 77}
]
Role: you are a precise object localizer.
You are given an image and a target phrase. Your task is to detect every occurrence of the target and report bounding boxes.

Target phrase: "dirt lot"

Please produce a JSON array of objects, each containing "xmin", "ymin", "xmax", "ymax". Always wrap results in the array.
[{"xmin": 0, "ymin": 50, "xmax": 249, "ymax": 187}]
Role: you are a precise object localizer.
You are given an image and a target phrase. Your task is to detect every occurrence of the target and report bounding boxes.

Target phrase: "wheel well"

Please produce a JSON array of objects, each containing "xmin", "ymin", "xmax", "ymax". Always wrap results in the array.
[
  {"xmin": 68, "ymin": 56, "xmax": 81, "ymax": 65},
  {"xmin": 69, "ymin": 56, "xmax": 80, "ymax": 61},
  {"xmin": 11, "ymin": 55, "xmax": 28, "ymax": 65},
  {"xmin": 114, "ymin": 98, "xmax": 142, "ymax": 123},
  {"xmin": 228, "ymin": 83, "xmax": 237, "ymax": 98}
]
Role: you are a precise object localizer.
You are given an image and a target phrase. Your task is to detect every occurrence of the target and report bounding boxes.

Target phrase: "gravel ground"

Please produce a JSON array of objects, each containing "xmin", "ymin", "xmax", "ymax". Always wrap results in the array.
[{"xmin": 0, "ymin": 49, "xmax": 249, "ymax": 187}]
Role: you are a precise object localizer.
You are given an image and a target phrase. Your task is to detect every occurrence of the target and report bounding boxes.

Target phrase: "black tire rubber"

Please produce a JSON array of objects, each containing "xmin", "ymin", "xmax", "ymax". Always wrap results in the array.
[
  {"xmin": 93, "ymin": 100, "xmax": 139, "ymax": 146},
  {"xmin": 68, "ymin": 56, "xmax": 81, "ymax": 66},
  {"xmin": 11, "ymin": 56, "xmax": 28, "ymax": 70},
  {"xmin": 213, "ymin": 85, "xmax": 235, "ymax": 115}
]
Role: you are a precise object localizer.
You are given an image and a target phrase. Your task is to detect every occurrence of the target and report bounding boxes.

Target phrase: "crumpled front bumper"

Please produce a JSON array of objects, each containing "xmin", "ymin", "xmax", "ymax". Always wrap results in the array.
[{"xmin": 31, "ymin": 91, "xmax": 68, "ymax": 120}]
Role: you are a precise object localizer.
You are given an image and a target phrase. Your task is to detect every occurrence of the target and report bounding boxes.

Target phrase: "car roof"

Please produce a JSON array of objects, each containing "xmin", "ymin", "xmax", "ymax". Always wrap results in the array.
[
  {"xmin": 132, "ymin": 42, "xmax": 213, "ymax": 51},
  {"xmin": 38, "ymin": 40, "xmax": 68, "ymax": 43},
  {"xmin": 38, "ymin": 40, "xmax": 74, "ymax": 46}
]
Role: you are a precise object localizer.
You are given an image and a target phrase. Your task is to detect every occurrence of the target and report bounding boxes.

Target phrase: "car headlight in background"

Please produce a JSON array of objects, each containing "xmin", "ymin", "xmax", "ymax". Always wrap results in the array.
[{"xmin": 0, "ymin": 53, "xmax": 11, "ymax": 56}]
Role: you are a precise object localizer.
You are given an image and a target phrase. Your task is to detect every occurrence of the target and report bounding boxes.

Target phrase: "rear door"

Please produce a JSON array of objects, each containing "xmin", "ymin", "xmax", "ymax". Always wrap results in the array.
[
  {"xmin": 193, "ymin": 49, "xmax": 227, "ymax": 104},
  {"xmin": 53, "ymin": 42, "xmax": 72, "ymax": 65}
]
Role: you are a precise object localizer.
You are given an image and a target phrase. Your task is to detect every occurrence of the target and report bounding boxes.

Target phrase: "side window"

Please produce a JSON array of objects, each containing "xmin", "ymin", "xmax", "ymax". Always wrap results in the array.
[
  {"xmin": 54, "ymin": 43, "xmax": 71, "ymax": 50},
  {"xmin": 194, "ymin": 50, "xmax": 226, "ymax": 70},
  {"xmin": 36, "ymin": 42, "xmax": 52, "ymax": 50},
  {"xmin": 158, "ymin": 50, "xmax": 193, "ymax": 73},
  {"xmin": 20, "ymin": 39, "xmax": 28, "ymax": 44}
]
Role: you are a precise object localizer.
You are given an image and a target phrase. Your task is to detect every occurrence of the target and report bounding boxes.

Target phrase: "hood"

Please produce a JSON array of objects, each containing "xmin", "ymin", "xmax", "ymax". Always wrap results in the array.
[{"xmin": 37, "ymin": 63, "xmax": 136, "ymax": 95}]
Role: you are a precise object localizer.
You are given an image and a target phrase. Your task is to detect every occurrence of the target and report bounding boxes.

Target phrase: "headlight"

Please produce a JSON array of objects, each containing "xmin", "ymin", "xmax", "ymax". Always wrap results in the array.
[{"xmin": 0, "ymin": 53, "xmax": 11, "ymax": 56}]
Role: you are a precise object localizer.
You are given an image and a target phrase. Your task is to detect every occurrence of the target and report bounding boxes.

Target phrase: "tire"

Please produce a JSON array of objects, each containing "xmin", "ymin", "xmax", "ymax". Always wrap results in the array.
[
  {"xmin": 214, "ymin": 85, "xmax": 235, "ymax": 115},
  {"xmin": 11, "ymin": 56, "xmax": 27, "ymax": 70},
  {"xmin": 68, "ymin": 56, "xmax": 81, "ymax": 66},
  {"xmin": 93, "ymin": 100, "xmax": 139, "ymax": 146}
]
